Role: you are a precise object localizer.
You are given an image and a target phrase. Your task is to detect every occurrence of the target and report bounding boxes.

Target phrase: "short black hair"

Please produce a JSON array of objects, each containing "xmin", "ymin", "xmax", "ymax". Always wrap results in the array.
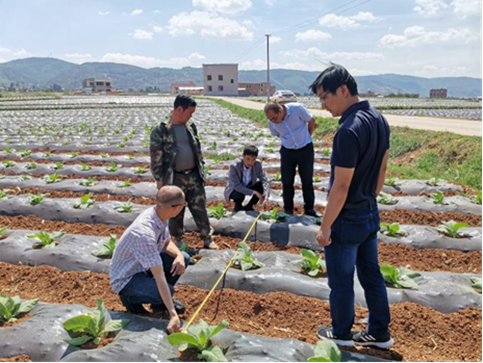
[
  {"xmin": 309, "ymin": 63, "xmax": 358, "ymax": 96},
  {"xmin": 243, "ymin": 145, "xmax": 259, "ymax": 157},
  {"xmin": 174, "ymin": 94, "xmax": 197, "ymax": 110},
  {"xmin": 264, "ymin": 102, "xmax": 282, "ymax": 114}
]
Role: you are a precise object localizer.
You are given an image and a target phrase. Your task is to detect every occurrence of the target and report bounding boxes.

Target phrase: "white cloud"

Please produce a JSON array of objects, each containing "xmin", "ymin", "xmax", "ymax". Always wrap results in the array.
[
  {"xmin": 98, "ymin": 11, "xmax": 109, "ymax": 16},
  {"xmin": 13, "ymin": 49, "xmax": 32, "ymax": 57},
  {"xmin": 413, "ymin": 0, "xmax": 449, "ymax": 17},
  {"xmin": 167, "ymin": 11, "xmax": 253, "ymax": 40},
  {"xmin": 153, "ymin": 10, "xmax": 160, "ymax": 13},
  {"xmin": 0, "ymin": 58, "xmax": 6, "ymax": 63},
  {"xmin": 295, "ymin": 30, "xmax": 332, "ymax": 43},
  {"xmin": 420, "ymin": 64, "xmax": 468, "ymax": 75},
  {"xmin": 100, "ymin": 53, "xmax": 205, "ymax": 69},
  {"xmin": 152, "ymin": 26, "xmax": 163, "ymax": 33},
  {"xmin": 65, "ymin": 53, "xmax": 93, "ymax": 63},
  {"xmin": 242, "ymin": 19, "xmax": 254, "ymax": 28},
  {"xmin": 240, "ymin": 59, "xmax": 266, "ymax": 70},
  {"xmin": 380, "ymin": 26, "xmax": 476, "ymax": 47},
  {"xmin": 271, "ymin": 36, "xmax": 281, "ymax": 44},
  {"xmin": 282, "ymin": 47, "xmax": 384, "ymax": 61},
  {"xmin": 192, "ymin": 0, "xmax": 252, "ymax": 15},
  {"xmin": 188, "ymin": 52, "xmax": 206, "ymax": 61},
  {"xmin": 348, "ymin": 68, "xmax": 378, "ymax": 76},
  {"xmin": 0, "ymin": 47, "xmax": 11, "ymax": 53},
  {"xmin": 130, "ymin": 29, "xmax": 153, "ymax": 40},
  {"xmin": 451, "ymin": 0, "xmax": 480, "ymax": 18},
  {"xmin": 319, "ymin": 11, "xmax": 378, "ymax": 29},
  {"xmin": 131, "ymin": 9, "xmax": 143, "ymax": 15}
]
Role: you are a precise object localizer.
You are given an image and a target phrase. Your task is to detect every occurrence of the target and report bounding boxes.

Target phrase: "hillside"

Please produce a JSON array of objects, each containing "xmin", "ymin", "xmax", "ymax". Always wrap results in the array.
[{"xmin": 0, "ymin": 57, "xmax": 480, "ymax": 98}]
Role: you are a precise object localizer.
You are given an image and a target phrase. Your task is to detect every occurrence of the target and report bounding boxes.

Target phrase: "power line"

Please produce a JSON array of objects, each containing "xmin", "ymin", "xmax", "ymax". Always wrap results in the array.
[{"xmin": 231, "ymin": 36, "xmax": 265, "ymax": 62}]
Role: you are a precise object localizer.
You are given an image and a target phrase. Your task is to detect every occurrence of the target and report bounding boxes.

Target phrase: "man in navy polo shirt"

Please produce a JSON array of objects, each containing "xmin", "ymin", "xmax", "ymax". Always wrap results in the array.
[
  {"xmin": 309, "ymin": 64, "xmax": 393, "ymax": 349},
  {"xmin": 264, "ymin": 101, "xmax": 319, "ymax": 217}
]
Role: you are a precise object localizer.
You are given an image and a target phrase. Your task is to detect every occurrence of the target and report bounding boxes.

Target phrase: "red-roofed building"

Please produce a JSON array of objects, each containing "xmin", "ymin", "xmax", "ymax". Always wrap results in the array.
[{"xmin": 171, "ymin": 82, "xmax": 196, "ymax": 95}]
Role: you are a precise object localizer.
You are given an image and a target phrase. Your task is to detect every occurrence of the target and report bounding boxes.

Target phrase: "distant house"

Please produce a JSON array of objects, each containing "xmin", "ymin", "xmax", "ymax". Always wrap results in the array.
[
  {"xmin": 203, "ymin": 64, "xmax": 238, "ymax": 96},
  {"xmin": 238, "ymin": 82, "xmax": 275, "ymax": 96},
  {"xmin": 171, "ymin": 82, "xmax": 196, "ymax": 95},
  {"xmin": 52, "ymin": 84, "xmax": 63, "ymax": 92},
  {"xmin": 430, "ymin": 88, "xmax": 447, "ymax": 98},
  {"xmin": 82, "ymin": 78, "xmax": 112, "ymax": 92},
  {"xmin": 178, "ymin": 86, "xmax": 204, "ymax": 96}
]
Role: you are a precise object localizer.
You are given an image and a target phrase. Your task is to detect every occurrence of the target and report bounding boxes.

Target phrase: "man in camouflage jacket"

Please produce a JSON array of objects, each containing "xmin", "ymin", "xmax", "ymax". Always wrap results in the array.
[{"xmin": 150, "ymin": 94, "xmax": 218, "ymax": 249}]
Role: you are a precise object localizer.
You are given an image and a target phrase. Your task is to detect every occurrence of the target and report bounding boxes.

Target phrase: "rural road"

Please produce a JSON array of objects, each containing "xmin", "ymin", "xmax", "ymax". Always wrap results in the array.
[{"xmin": 212, "ymin": 97, "xmax": 482, "ymax": 137}]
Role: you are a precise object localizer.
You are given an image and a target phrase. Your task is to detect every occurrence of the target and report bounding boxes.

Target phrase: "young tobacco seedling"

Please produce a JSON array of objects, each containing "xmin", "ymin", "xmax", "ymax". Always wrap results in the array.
[
  {"xmin": 380, "ymin": 265, "xmax": 421, "ymax": 289},
  {"xmin": 266, "ymin": 147, "xmax": 274, "ymax": 153},
  {"xmin": 377, "ymin": 192, "xmax": 398, "ymax": 205},
  {"xmin": 0, "ymin": 226, "xmax": 8, "ymax": 239},
  {"xmin": 380, "ymin": 222, "xmax": 408, "ymax": 237},
  {"xmin": 233, "ymin": 242, "xmax": 265, "ymax": 271},
  {"xmin": 68, "ymin": 152, "xmax": 79, "ymax": 158},
  {"xmin": 133, "ymin": 166, "xmax": 146, "ymax": 174},
  {"xmin": 44, "ymin": 152, "xmax": 51, "ymax": 157},
  {"xmin": 167, "ymin": 319, "xmax": 229, "ymax": 362},
  {"xmin": 53, "ymin": 161, "xmax": 64, "ymax": 170},
  {"xmin": 204, "ymin": 165, "xmax": 211, "ymax": 175},
  {"xmin": 44, "ymin": 173, "xmax": 63, "ymax": 184},
  {"xmin": 436, "ymin": 220, "xmax": 470, "ymax": 238},
  {"xmin": 322, "ymin": 148, "xmax": 331, "ymax": 157},
  {"xmin": 63, "ymin": 299, "xmax": 129, "ymax": 346},
  {"xmin": 106, "ymin": 162, "xmax": 119, "ymax": 173},
  {"xmin": 426, "ymin": 177, "xmax": 440, "ymax": 186},
  {"xmin": 19, "ymin": 175, "xmax": 32, "ymax": 181},
  {"xmin": 384, "ymin": 177, "xmax": 401, "ymax": 187},
  {"xmin": 117, "ymin": 179, "xmax": 131, "ymax": 188},
  {"xmin": 272, "ymin": 172, "xmax": 281, "ymax": 182},
  {"xmin": 471, "ymin": 277, "xmax": 482, "ymax": 292},
  {"xmin": 2, "ymin": 160, "xmax": 16, "ymax": 168},
  {"xmin": 79, "ymin": 163, "xmax": 92, "ymax": 171},
  {"xmin": 0, "ymin": 190, "xmax": 8, "ymax": 201},
  {"xmin": 26, "ymin": 193, "xmax": 46, "ymax": 206},
  {"xmin": 308, "ymin": 340, "xmax": 342, "ymax": 362},
  {"xmin": 100, "ymin": 153, "xmax": 109, "ymax": 158},
  {"xmin": 291, "ymin": 249, "xmax": 326, "ymax": 277},
  {"xmin": 80, "ymin": 177, "xmax": 96, "ymax": 187},
  {"xmin": 92, "ymin": 234, "xmax": 117, "ymax": 258},
  {"xmin": 73, "ymin": 194, "xmax": 95, "ymax": 209},
  {"xmin": 25, "ymin": 162, "xmax": 37, "ymax": 170},
  {"xmin": 208, "ymin": 203, "xmax": 229, "ymax": 219},
  {"xmin": 472, "ymin": 191, "xmax": 482, "ymax": 205},
  {"xmin": 259, "ymin": 208, "xmax": 290, "ymax": 224},
  {"xmin": 0, "ymin": 295, "xmax": 38, "ymax": 323},
  {"xmin": 313, "ymin": 176, "xmax": 321, "ymax": 183},
  {"xmin": 114, "ymin": 200, "xmax": 139, "ymax": 213},
  {"xmin": 27, "ymin": 230, "xmax": 64, "ymax": 249}
]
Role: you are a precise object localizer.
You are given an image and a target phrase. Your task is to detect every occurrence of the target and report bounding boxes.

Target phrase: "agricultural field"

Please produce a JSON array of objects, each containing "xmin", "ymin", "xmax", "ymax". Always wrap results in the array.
[
  {"xmin": 0, "ymin": 96, "xmax": 481, "ymax": 362},
  {"xmin": 247, "ymin": 96, "xmax": 483, "ymax": 120}
]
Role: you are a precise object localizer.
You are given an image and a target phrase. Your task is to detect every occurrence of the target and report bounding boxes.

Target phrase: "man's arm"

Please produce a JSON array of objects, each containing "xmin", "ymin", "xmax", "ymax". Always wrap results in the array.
[
  {"xmin": 307, "ymin": 117, "xmax": 315, "ymax": 135},
  {"xmin": 150, "ymin": 264, "xmax": 180, "ymax": 333},
  {"xmin": 268, "ymin": 121, "xmax": 280, "ymax": 137},
  {"xmin": 317, "ymin": 166, "xmax": 355, "ymax": 246},
  {"xmin": 376, "ymin": 149, "xmax": 390, "ymax": 195},
  {"xmin": 150, "ymin": 126, "xmax": 165, "ymax": 189},
  {"xmin": 165, "ymin": 239, "xmax": 186, "ymax": 276}
]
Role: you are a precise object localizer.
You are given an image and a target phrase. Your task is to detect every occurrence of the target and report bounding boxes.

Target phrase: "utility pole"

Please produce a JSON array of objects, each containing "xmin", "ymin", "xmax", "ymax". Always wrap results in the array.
[
  {"xmin": 265, "ymin": 34, "xmax": 270, "ymax": 103},
  {"xmin": 157, "ymin": 72, "xmax": 160, "ymax": 93}
]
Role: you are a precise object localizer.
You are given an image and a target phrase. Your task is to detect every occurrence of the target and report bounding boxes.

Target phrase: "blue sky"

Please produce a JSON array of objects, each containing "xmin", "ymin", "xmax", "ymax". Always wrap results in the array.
[{"xmin": 0, "ymin": 0, "xmax": 481, "ymax": 78}]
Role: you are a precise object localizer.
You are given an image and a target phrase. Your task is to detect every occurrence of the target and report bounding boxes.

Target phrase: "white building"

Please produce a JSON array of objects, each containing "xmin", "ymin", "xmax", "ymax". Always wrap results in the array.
[{"xmin": 203, "ymin": 64, "xmax": 238, "ymax": 96}]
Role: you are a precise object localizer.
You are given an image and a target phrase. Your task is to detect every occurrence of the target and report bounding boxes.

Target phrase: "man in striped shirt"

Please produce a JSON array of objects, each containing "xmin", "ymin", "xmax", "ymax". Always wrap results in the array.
[{"xmin": 110, "ymin": 185, "xmax": 190, "ymax": 333}]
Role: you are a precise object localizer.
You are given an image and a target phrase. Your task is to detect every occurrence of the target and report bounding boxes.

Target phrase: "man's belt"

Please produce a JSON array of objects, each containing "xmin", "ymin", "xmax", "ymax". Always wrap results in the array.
[
  {"xmin": 343, "ymin": 198, "xmax": 376, "ymax": 210},
  {"xmin": 174, "ymin": 166, "xmax": 197, "ymax": 175}
]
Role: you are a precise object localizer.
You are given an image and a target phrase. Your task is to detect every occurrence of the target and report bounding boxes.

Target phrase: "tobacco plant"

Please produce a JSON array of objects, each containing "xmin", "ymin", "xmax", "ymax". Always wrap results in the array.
[
  {"xmin": 92, "ymin": 234, "xmax": 117, "ymax": 258},
  {"xmin": 25, "ymin": 162, "xmax": 37, "ymax": 170},
  {"xmin": 430, "ymin": 191, "xmax": 449, "ymax": 205},
  {"xmin": 233, "ymin": 242, "xmax": 265, "ymax": 271},
  {"xmin": 114, "ymin": 200, "xmax": 139, "ymax": 213},
  {"xmin": 436, "ymin": 220, "xmax": 470, "ymax": 238},
  {"xmin": 52, "ymin": 161, "xmax": 64, "ymax": 170},
  {"xmin": 208, "ymin": 203, "xmax": 229, "ymax": 219},
  {"xmin": 308, "ymin": 340, "xmax": 341, "ymax": 362},
  {"xmin": 0, "ymin": 295, "xmax": 38, "ymax": 323},
  {"xmin": 426, "ymin": 177, "xmax": 440, "ymax": 186},
  {"xmin": 117, "ymin": 179, "xmax": 131, "ymax": 188},
  {"xmin": 2, "ymin": 160, "xmax": 16, "ymax": 168},
  {"xmin": 73, "ymin": 194, "xmax": 95, "ymax": 209},
  {"xmin": 167, "ymin": 319, "xmax": 229, "ymax": 362},
  {"xmin": 27, "ymin": 230, "xmax": 64, "ymax": 249},
  {"xmin": 259, "ymin": 208, "xmax": 290, "ymax": 223},
  {"xmin": 44, "ymin": 173, "xmax": 63, "ymax": 184},
  {"xmin": 106, "ymin": 162, "xmax": 119, "ymax": 173},
  {"xmin": 380, "ymin": 265, "xmax": 421, "ymax": 289},
  {"xmin": 133, "ymin": 166, "xmax": 146, "ymax": 174},
  {"xmin": 63, "ymin": 299, "xmax": 129, "ymax": 346},
  {"xmin": 291, "ymin": 249, "xmax": 326, "ymax": 277},
  {"xmin": 380, "ymin": 223, "xmax": 408, "ymax": 237},
  {"xmin": 384, "ymin": 177, "xmax": 401, "ymax": 187},
  {"xmin": 377, "ymin": 192, "xmax": 398, "ymax": 205},
  {"xmin": 79, "ymin": 163, "xmax": 92, "ymax": 171},
  {"xmin": 272, "ymin": 172, "xmax": 281, "ymax": 181},
  {"xmin": 26, "ymin": 193, "xmax": 46, "ymax": 206},
  {"xmin": 471, "ymin": 191, "xmax": 482, "ymax": 205},
  {"xmin": 471, "ymin": 277, "xmax": 482, "ymax": 292},
  {"xmin": 0, "ymin": 190, "xmax": 7, "ymax": 201},
  {"xmin": 80, "ymin": 177, "xmax": 96, "ymax": 187}
]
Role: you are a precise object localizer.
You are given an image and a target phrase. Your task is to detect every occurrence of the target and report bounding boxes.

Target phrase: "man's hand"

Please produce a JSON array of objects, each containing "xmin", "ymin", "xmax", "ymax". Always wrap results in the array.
[
  {"xmin": 167, "ymin": 314, "xmax": 181, "ymax": 333},
  {"xmin": 317, "ymin": 226, "xmax": 332, "ymax": 247},
  {"xmin": 156, "ymin": 180, "xmax": 164, "ymax": 190},
  {"xmin": 262, "ymin": 197, "xmax": 269, "ymax": 211},
  {"xmin": 170, "ymin": 253, "xmax": 186, "ymax": 276}
]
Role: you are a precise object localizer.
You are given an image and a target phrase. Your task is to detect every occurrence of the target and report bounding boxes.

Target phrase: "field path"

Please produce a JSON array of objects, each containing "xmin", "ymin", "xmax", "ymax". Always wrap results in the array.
[{"xmin": 211, "ymin": 97, "xmax": 482, "ymax": 137}]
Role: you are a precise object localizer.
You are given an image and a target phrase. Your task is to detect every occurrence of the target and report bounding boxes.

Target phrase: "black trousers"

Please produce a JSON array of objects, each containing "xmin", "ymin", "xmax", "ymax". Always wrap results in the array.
[
  {"xmin": 280, "ymin": 142, "xmax": 314, "ymax": 212},
  {"xmin": 229, "ymin": 181, "xmax": 264, "ymax": 211}
]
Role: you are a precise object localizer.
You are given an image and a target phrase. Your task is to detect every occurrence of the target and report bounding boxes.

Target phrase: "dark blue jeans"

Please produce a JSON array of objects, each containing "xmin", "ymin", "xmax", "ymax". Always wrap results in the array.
[
  {"xmin": 119, "ymin": 252, "xmax": 190, "ymax": 310},
  {"xmin": 325, "ymin": 204, "xmax": 390, "ymax": 337}
]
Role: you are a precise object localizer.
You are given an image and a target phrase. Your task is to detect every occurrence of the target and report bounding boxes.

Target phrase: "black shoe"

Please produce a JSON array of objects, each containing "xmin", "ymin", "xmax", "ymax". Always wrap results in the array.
[
  {"xmin": 120, "ymin": 295, "xmax": 149, "ymax": 315},
  {"xmin": 305, "ymin": 209, "xmax": 321, "ymax": 217},
  {"xmin": 244, "ymin": 205, "xmax": 254, "ymax": 212},
  {"xmin": 353, "ymin": 330, "xmax": 394, "ymax": 349},
  {"xmin": 151, "ymin": 300, "xmax": 186, "ymax": 315},
  {"xmin": 316, "ymin": 326, "xmax": 354, "ymax": 346}
]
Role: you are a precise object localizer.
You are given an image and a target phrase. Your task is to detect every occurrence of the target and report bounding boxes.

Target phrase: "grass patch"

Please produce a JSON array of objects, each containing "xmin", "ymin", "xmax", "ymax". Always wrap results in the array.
[
  {"xmin": 210, "ymin": 98, "xmax": 482, "ymax": 190},
  {"xmin": 204, "ymin": 152, "xmax": 236, "ymax": 163},
  {"xmin": 0, "ymin": 92, "xmax": 62, "ymax": 99}
]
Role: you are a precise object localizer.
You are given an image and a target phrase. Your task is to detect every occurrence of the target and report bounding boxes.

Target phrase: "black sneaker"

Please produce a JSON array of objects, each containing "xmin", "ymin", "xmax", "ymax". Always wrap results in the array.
[
  {"xmin": 353, "ymin": 330, "xmax": 394, "ymax": 349},
  {"xmin": 119, "ymin": 295, "xmax": 149, "ymax": 315},
  {"xmin": 317, "ymin": 326, "xmax": 354, "ymax": 346},
  {"xmin": 305, "ymin": 209, "xmax": 321, "ymax": 217},
  {"xmin": 151, "ymin": 300, "xmax": 186, "ymax": 315}
]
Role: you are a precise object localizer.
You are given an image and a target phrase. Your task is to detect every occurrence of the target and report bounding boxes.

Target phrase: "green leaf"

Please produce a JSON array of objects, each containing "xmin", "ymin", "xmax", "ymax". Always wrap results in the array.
[
  {"xmin": 96, "ymin": 299, "xmax": 106, "ymax": 329},
  {"xmin": 452, "ymin": 222, "xmax": 468, "ymax": 232},
  {"xmin": 199, "ymin": 345, "xmax": 228, "ymax": 362},
  {"xmin": 208, "ymin": 319, "xmax": 229, "ymax": 340},
  {"xmin": 63, "ymin": 315, "xmax": 93, "ymax": 333},
  {"xmin": 0, "ymin": 295, "xmax": 14, "ymax": 321},
  {"xmin": 398, "ymin": 278, "xmax": 419, "ymax": 289},
  {"xmin": 66, "ymin": 335, "xmax": 93, "ymax": 346},
  {"xmin": 101, "ymin": 319, "xmax": 129, "ymax": 333},
  {"xmin": 18, "ymin": 298, "xmax": 38, "ymax": 314},
  {"xmin": 308, "ymin": 340, "xmax": 342, "ymax": 362},
  {"xmin": 470, "ymin": 277, "xmax": 482, "ymax": 290},
  {"xmin": 308, "ymin": 268, "xmax": 320, "ymax": 277},
  {"xmin": 239, "ymin": 260, "xmax": 253, "ymax": 271},
  {"xmin": 167, "ymin": 332, "xmax": 201, "ymax": 348}
]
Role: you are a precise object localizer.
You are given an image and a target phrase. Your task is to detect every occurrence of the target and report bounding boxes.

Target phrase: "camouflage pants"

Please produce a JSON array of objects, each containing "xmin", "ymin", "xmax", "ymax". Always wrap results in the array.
[{"xmin": 169, "ymin": 171, "xmax": 211, "ymax": 240}]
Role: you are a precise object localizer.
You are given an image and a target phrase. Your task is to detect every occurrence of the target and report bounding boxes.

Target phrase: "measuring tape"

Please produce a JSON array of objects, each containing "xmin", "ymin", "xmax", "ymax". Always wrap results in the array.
[{"xmin": 182, "ymin": 213, "xmax": 262, "ymax": 333}]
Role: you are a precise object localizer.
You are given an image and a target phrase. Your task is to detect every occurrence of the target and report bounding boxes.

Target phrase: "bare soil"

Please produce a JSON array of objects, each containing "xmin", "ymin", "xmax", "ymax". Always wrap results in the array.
[
  {"xmin": 0, "ymin": 356, "xmax": 32, "ymax": 362},
  {"xmin": 0, "ymin": 157, "xmax": 150, "ymax": 169},
  {"xmin": 0, "ymin": 314, "xmax": 31, "ymax": 328},
  {"xmin": 0, "ymin": 172, "xmax": 155, "ymax": 184},
  {"xmin": 0, "ymin": 263, "xmax": 480, "ymax": 362},
  {"xmin": 31, "ymin": 149, "xmax": 149, "ymax": 157},
  {"xmin": 79, "ymin": 332, "xmax": 115, "ymax": 349}
]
